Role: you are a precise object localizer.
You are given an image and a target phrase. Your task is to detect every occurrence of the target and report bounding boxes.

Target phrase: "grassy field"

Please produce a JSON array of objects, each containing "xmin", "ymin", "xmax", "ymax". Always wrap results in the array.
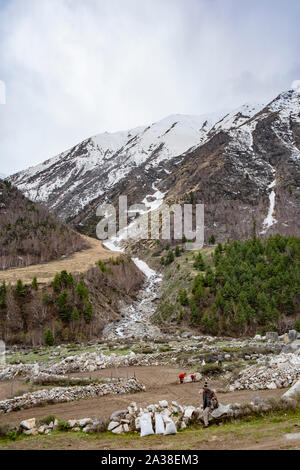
[
  {"xmin": 0, "ymin": 235, "xmax": 119, "ymax": 285},
  {"xmin": 1, "ymin": 408, "xmax": 300, "ymax": 450}
]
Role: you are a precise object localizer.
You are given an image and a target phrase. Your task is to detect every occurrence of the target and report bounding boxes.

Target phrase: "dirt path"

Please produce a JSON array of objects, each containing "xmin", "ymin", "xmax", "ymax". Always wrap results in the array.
[
  {"xmin": 0, "ymin": 236, "xmax": 119, "ymax": 285},
  {"xmin": 0, "ymin": 365, "xmax": 285, "ymax": 426}
]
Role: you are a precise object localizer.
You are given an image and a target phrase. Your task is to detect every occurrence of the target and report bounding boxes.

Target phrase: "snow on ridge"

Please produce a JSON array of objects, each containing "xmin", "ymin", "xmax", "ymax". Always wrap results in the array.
[{"xmin": 261, "ymin": 178, "xmax": 277, "ymax": 234}]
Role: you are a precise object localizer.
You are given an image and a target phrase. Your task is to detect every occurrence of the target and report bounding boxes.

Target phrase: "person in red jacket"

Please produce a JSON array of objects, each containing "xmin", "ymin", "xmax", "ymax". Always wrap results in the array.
[{"xmin": 179, "ymin": 373, "xmax": 186, "ymax": 384}]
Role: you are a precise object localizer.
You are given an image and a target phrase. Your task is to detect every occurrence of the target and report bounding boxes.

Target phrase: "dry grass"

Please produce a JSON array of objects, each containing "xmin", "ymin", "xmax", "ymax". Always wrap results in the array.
[{"xmin": 0, "ymin": 236, "xmax": 119, "ymax": 285}]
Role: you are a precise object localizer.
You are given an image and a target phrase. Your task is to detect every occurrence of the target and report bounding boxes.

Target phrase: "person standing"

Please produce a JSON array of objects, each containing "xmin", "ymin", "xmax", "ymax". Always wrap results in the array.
[
  {"xmin": 218, "ymin": 354, "xmax": 223, "ymax": 367},
  {"xmin": 202, "ymin": 382, "xmax": 218, "ymax": 428}
]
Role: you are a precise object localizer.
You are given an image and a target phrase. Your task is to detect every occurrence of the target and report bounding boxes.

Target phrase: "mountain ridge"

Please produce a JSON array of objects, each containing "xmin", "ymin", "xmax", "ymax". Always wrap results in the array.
[{"xmin": 9, "ymin": 88, "xmax": 300, "ymax": 243}]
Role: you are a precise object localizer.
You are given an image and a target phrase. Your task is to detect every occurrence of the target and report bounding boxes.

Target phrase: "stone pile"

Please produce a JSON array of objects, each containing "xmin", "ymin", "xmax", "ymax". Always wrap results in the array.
[
  {"xmin": 0, "ymin": 377, "xmax": 145, "ymax": 414},
  {"xmin": 107, "ymin": 400, "xmax": 239, "ymax": 434},
  {"xmin": 0, "ymin": 363, "xmax": 39, "ymax": 381},
  {"xmin": 0, "ymin": 350, "xmax": 173, "ymax": 381},
  {"xmin": 47, "ymin": 351, "xmax": 172, "ymax": 375},
  {"xmin": 6, "ymin": 417, "xmax": 107, "ymax": 436},
  {"xmin": 229, "ymin": 353, "xmax": 300, "ymax": 391}
]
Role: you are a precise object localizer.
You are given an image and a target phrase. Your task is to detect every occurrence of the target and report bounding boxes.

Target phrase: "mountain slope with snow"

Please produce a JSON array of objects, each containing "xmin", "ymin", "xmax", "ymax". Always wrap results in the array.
[
  {"xmin": 9, "ymin": 105, "xmax": 263, "ymax": 221},
  {"xmin": 9, "ymin": 88, "xmax": 300, "ymax": 242}
]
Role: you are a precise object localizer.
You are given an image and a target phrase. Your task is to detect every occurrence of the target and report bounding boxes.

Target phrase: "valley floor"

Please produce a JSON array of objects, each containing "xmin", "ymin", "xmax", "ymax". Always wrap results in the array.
[
  {"xmin": 0, "ymin": 236, "xmax": 118, "ymax": 285},
  {"xmin": 0, "ymin": 365, "xmax": 284, "ymax": 427}
]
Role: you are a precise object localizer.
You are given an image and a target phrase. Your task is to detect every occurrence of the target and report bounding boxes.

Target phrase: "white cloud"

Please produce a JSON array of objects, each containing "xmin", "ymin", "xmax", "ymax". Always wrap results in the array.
[
  {"xmin": 0, "ymin": 80, "xmax": 5, "ymax": 105},
  {"xmin": 291, "ymin": 80, "xmax": 300, "ymax": 93},
  {"xmin": 0, "ymin": 0, "xmax": 300, "ymax": 175}
]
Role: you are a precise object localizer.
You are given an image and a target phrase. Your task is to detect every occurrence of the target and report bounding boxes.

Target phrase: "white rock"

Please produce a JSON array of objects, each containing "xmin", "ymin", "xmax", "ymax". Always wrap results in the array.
[
  {"xmin": 78, "ymin": 418, "xmax": 92, "ymax": 427},
  {"xmin": 111, "ymin": 425, "xmax": 123, "ymax": 434},
  {"xmin": 20, "ymin": 418, "xmax": 36, "ymax": 430},
  {"xmin": 159, "ymin": 400, "xmax": 168, "ymax": 408}
]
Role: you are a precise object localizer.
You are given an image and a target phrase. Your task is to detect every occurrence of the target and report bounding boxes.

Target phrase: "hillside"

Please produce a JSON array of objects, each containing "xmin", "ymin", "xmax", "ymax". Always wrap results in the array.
[
  {"xmin": 152, "ymin": 235, "xmax": 300, "ymax": 336},
  {"xmin": 0, "ymin": 180, "xmax": 89, "ymax": 270},
  {"xmin": 0, "ymin": 256, "xmax": 144, "ymax": 345}
]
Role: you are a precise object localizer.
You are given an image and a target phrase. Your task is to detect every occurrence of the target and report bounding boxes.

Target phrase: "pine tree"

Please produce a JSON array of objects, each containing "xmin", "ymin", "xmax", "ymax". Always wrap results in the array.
[
  {"xmin": 44, "ymin": 328, "xmax": 55, "ymax": 346},
  {"xmin": 193, "ymin": 252, "xmax": 205, "ymax": 270},
  {"xmin": 16, "ymin": 279, "xmax": 26, "ymax": 296},
  {"xmin": 31, "ymin": 277, "xmax": 38, "ymax": 290}
]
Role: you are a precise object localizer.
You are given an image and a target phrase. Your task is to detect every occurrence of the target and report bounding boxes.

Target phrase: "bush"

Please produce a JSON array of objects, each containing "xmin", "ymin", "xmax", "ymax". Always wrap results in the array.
[
  {"xmin": 97, "ymin": 260, "xmax": 106, "ymax": 273},
  {"xmin": 38, "ymin": 415, "xmax": 57, "ymax": 426},
  {"xmin": 294, "ymin": 317, "xmax": 300, "ymax": 333},
  {"xmin": 75, "ymin": 280, "xmax": 89, "ymax": 300},
  {"xmin": 209, "ymin": 235, "xmax": 216, "ymax": 245},
  {"xmin": 193, "ymin": 252, "xmax": 205, "ymax": 270},
  {"xmin": 6, "ymin": 430, "xmax": 17, "ymax": 441},
  {"xmin": 16, "ymin": 279, "xmax": 26, "ymax": 296},
  {"xmin": 31, "ymin": 277, "xmax": 38, "ymax": 290},
  {"xmin": 84, "ymin": 301, "xmax": 93, "ymax": 323},
  {"xmin": 178, "ymin": 289, "xmax": 189, "ymax": 306},
  {"xmin": 57, "ymin": 420, "xmax": 71, "ymax": 432},
  {"xmin": 201, "ymin": 364, "xmax": 223, "ymax": 376}
]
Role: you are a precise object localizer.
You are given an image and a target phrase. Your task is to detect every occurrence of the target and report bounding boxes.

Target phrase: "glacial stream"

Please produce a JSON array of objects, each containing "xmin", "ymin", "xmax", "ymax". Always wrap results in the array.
[{"xmin": 102, "ymin": 185, "xmax": 164, "ymax": 341}]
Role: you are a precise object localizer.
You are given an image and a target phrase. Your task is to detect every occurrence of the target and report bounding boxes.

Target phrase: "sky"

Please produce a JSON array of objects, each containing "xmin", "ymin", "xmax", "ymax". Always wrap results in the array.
[{"xmin": 0, "ymin": 0, "xmax": 300, "ymax": 176}]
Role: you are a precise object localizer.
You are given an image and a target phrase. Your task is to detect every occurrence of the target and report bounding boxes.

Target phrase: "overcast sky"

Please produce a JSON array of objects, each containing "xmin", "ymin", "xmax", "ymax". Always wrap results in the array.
[{"xmin": 0, "ymin": 0, "xmax": 300, "ymax": 176}]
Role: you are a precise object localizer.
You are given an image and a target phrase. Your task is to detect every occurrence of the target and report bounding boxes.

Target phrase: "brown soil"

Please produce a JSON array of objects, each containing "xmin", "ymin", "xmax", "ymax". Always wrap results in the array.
[
  {"xmin": 0, "ymin": 236, "xmax": 118, "ymax": 285},
  {"xmin": 0, "ymin": 365, "xmax": 285, "ymax": 427}
]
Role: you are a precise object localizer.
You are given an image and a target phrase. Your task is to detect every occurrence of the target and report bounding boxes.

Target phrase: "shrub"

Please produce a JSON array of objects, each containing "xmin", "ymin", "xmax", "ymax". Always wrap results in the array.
[
  {"xmin": 16, "ymin": 279, "xmax": 26, "ymax": 296},
  {"xmin": 43, "ymin": 293, "xmax": 52, "ymax": 305},
  {"xmin": 97, "ymin": 260, "xmax": 106, "ymax": 273},
  {"xmin": 209, "ymin": 235, "xmax": 216, "ymax": 245},
  {"xmin": 57, "ymin": 420, "xmax": 71, "ymax": 431},
  {"xmin": 38, "ymin": 415, "xmax": 57, "ymax": 426},
  {"xmin": 75, "ymin": 280, "xmax": 89, "ymax": 300},
  {"xmin": 201, "ymin": 364, "xmax": 223, "ymax": 376},
  {"xmin": 84, "ymin": 301, "xmax": 93, "ymax": 323},
  {"xmin": 165, "ymin": 250, "xmax": 174, "ymax": 265},
  {"xmin": 178, "ymin": 289, "xmax": 189, "ymax": 306},
  {"xmin": 44, "ymin": 328, "xmax": 55, "ymax": 347},
  {"xmin": 31, "ymin": 277, "xmax": 38, "ymax": 290},
  {"xmin": 6, "ymin": 430, "xmax": 17, "ymax": 441},
  {"xmin": 193, "ymin": 252, "xmax": 205, "ymax": 270},
  {"xmin": 294, "ymin": 317, "xmax": 300, "ymax": 333}
]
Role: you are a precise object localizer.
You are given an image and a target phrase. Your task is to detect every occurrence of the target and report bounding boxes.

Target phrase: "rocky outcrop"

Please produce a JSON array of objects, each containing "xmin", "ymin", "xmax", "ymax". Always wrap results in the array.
[{"xmin": 229, "ymin": 353, "xmax": 300, "ymax": 391}]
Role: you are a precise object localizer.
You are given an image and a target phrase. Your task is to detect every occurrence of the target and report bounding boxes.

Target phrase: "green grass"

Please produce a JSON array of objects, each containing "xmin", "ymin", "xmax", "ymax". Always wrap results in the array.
[{"xmin": 1, "ymin": 408, "xmax": 300, "ymax": 450}]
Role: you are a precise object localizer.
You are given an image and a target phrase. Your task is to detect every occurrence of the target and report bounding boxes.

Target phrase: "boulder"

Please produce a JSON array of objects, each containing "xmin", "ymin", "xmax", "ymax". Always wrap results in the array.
[
  {"xmin": 23, "ymin": 428, "xmax": 38, "ymax": 436},
  {"xmin": 266, "ymin": 332, "xmax": 278, "ymax": 342},
  {"xmin": 159, "ymin": 400, "xmax": 168, "ymax": 408},
  {"xmin": 211, "ymin": 403, "xmax": 232, "ymax": 419},
  {"xmin": 282, "ymin": 379, "xmax": 300, "ymax": 401},
  {"xmin": 78, "ymin": 418, "xmax": 92, "ymax": 427},
  {"xmin": 110, "ymin": 409, "xmax": 128, "ymax": 421},
  {"xmin": 68, "ymin": 420, "xmax": 77, "ymax": 428},
  {"xmin": 111, "ymin": 425, "xmax": 124, "ymax": 434},
  {"xmin": 288, "ymin": 330, "xmax": 298, "ymax": 342},
  {"xmin": 20, "ymin": 418, "xmax": 36, "ymax": 430},
  {"xmin": 108, "ymin": 421, "xmax": 121, "ymax": 431}
]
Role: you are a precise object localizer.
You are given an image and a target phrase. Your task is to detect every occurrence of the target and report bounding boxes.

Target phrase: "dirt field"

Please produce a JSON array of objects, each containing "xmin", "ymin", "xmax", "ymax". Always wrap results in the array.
[
  {"xmin": 0, "ymin": 365, "xmax": 285, "ymax": 427},
  {"xmin": 0, "ymin": 236, "xmax": 118, "ymax": 285}
]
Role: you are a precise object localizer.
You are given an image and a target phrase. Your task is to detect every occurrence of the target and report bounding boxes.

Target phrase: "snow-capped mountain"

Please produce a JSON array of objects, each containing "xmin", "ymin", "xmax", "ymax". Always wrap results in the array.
[
  {"xmin": 9, "ymin": 105, "xmax": 262, "ymax": 218},
  {"xmin": 9, "ymin": 88, "xmax": 300, "ymax": 242}
]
